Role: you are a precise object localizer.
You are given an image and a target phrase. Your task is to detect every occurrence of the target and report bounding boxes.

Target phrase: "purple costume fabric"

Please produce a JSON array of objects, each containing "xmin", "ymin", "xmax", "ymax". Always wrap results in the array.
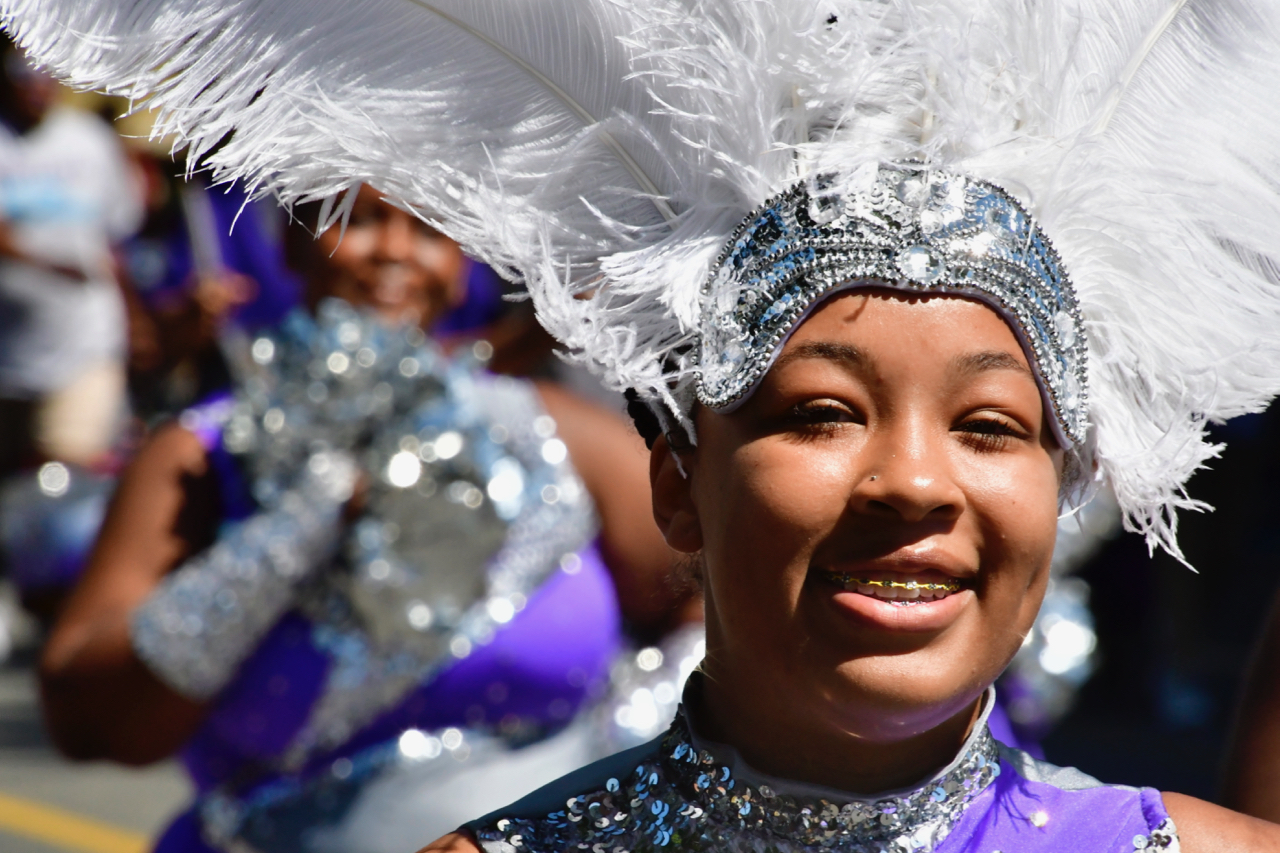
[
  {"xmin": 437, "ymin": 262, "xmax": 508, "ymax": 335},
  {"xmin": 946, "ymin": 752, "xmax": 1170, "ymax": 851},
  {"xmin": 176, "ymin": 550, "xmax": 620, "ymax": 794},
  {"xmin": 154, "ymin": 392, "xmax": 623, "ymax": 853},
  {"xmin": 125, "ymin": 183, "xmax": 301, "ymax": 330}
]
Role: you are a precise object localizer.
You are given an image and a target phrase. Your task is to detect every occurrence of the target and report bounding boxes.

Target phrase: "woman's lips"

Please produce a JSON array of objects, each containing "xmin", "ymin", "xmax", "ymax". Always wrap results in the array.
[
  {"xmin": 372, "ymin": 270, "xmax": 410, "ymax": 306},
  {"xmin": 811, "ymin": 566, "xmax": 975, "ymax": 632}
]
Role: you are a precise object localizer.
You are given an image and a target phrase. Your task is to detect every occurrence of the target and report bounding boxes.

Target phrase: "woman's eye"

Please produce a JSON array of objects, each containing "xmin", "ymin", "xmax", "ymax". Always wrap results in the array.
[
  {"xmin": 347, "ymin": 207, "xmax": 385, "ymax": 227},
  {"xmin": 785, "ymin": 400, "xmax": 859, "ymax": 431},
  {"xmin": 955, "ymin": 417, "xmax": 1025, "ymax": 451}
]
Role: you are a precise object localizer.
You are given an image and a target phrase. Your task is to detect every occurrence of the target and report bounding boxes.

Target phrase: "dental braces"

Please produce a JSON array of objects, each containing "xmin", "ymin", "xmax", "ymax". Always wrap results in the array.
[{"xmin": 828, "ymin": 575, "xmax": 962, "ymax": 593}]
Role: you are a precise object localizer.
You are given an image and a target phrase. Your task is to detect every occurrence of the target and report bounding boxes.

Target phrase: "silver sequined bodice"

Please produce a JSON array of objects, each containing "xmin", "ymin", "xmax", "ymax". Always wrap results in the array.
[
  {"xmin": 478, "ymin": 695, "xmax": 1002, "ymax": 853},
  {"xmin": 474, "ymin": 678, "xmax": 1185, "ymax": 853},
  {"xmin": 218, "ymin": 302, "xmax": 600, "ymax": 766}
]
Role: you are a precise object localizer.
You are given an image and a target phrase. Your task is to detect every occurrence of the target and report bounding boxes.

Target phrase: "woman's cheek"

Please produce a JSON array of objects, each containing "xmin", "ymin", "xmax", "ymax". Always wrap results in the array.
[
  {"xmin": 970, "ymin": 468, "xmax": 1057, "ymax": 644},
  {"xmin": 766, "ymin": 443, "xmax": 858, "ymax": 519},
  {"xmin": 326, "ymin": 228, "xmax": 377, "ymax": 266},
  {"xmin": 413, "ymin": 239, "xmax": 462, "ymax": 278},
  {"xmin": 727, "ymin": 444, "xmax": 851, "ymax": 557},
  {"xmin": 961, "ymin": 451, "xmax": 1057, "ymax": 534}
]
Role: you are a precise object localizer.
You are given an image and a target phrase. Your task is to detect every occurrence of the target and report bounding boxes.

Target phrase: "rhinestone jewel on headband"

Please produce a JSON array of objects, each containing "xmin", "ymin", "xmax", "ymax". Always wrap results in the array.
[{"xmin": 696, "ymin": 165, "xmax": 1088, "ymax": 446}]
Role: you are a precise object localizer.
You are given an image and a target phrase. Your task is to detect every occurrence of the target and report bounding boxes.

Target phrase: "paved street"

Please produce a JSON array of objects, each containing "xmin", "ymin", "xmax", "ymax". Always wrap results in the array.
[{"xmin": 0, "ymin": 647, "xmax": 190, "ymax": 853}]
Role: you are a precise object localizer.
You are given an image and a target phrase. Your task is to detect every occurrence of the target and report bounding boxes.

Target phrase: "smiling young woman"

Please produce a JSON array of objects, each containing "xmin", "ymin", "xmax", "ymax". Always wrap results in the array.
[
  {"xmin": 675, "ymin": 292, "xmax": 1061, "ymax": 793},
  {"xmin": 297, "ymin": 186, "xmax": 468, "ymax": 328},
  {"xmin": 425, "ymin": 290, "xmax": 1277, "ymax": 853}
]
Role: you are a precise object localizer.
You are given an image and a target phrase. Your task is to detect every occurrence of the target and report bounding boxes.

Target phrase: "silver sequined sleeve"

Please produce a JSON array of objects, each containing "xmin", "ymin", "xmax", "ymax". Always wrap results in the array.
[{"xmin": 130, "ymin": 452, "xmax": 357, "ymax": 700}]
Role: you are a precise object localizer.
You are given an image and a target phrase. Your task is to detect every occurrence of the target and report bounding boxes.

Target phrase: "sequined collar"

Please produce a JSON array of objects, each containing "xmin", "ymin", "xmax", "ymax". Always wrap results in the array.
[
  {"xmin": 660, "ymin": 689, "xmax": 1001, "ymax": 850},
  {"xmin": 481, "ymin": 690, "xmax": 1002, "ymax": 853}
]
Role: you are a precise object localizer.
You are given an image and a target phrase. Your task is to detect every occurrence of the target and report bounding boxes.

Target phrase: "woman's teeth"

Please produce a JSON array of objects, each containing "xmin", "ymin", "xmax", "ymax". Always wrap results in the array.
[{"xmin": 826, "ymin": 574, "xmax": 962, "ymax": 605}]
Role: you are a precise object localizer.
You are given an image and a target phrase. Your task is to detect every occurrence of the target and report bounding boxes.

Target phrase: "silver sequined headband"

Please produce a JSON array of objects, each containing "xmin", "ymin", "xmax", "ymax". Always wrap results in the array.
[{"xmin": 695, "ymin": 164, "xmax": 1088, "ymax": 447}]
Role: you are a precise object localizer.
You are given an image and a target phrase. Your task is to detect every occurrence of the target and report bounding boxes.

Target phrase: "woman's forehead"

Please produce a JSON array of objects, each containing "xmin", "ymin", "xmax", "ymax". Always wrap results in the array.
[{"xmin": 782, "ymin": 290, "xmax": 1032, "ymax": 369}]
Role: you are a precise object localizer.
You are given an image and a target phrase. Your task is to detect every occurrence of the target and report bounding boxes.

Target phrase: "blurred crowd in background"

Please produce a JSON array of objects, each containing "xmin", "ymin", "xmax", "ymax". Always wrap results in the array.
[
  {"xmin": 0, "ymin": 33, "xmax": 579, "ymax": 633},
  {"xmin": 2, "ymin": 28, "xmax": 1280, "ymax": 853}
]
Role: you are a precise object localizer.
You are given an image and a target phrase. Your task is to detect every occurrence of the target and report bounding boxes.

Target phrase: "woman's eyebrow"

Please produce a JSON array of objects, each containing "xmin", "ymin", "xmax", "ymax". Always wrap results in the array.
[
  {"xmin": 952, "ymin": 350, "xmax": 1031, "ymax": 377},
  {"xmin": 772, "ymin": 340, "xmax": 867, "ymax": 371}
]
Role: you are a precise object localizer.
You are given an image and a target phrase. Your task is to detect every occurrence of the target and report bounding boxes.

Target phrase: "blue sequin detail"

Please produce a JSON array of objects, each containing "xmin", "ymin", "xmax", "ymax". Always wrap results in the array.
[
  {"xmin": 476, "ymin": 711, "xmax": 1002, "ymax": 853},
  {"xmin": 696, "ymin": 165, "xmax": 1088, "ymax": 446}
]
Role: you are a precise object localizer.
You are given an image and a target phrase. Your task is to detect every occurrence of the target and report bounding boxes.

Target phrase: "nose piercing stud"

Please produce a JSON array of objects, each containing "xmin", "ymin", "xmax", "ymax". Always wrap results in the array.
[{"xmin": 869, "ymin": 475, "xmax": 878, "ymax": 481}]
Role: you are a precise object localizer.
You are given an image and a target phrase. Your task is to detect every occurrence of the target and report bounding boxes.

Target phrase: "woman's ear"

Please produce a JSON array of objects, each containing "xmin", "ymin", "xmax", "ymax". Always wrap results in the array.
[{"xmin": 649, "ymin": 434, "xmax": 703, "ymax": 554}]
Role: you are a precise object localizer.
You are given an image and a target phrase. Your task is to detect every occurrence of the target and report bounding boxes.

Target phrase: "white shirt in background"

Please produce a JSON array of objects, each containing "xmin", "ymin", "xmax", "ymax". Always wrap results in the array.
[{"xmin": 0, "ymin": 106, "xmax": 143, "ymax": 397}]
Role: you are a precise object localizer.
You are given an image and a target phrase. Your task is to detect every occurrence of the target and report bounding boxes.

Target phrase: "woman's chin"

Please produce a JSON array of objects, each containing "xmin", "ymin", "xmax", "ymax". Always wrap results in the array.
[
  {"xmin": 799, "ymin": 666, "xmax": 990, "ymax": 745},
  {"xmin": 786, "ymin": 574, "xmax": 994, "ymax": 719}
]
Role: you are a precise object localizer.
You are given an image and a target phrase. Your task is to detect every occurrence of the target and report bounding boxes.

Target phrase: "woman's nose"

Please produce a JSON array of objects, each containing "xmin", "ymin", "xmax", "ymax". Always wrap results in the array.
[
  {"xmin": 377, "ymin": 211, "xmax": 417, "ymax": 261},
  {"xmin": 851, "ymin": 421, "xmax": 964, "ymax": 523}
]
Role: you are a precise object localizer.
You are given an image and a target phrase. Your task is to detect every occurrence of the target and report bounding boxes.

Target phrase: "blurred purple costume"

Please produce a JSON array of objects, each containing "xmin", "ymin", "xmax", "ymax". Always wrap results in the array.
[
  {"xmin": 124, "ymin": 182, "xmax": 300, "ymax": 330},
  {"xmin": 469, "ymin": 685, "xmax": 1179, "ymax": 853},
  {"xmin": 155, "ymin": 379, "xmax": 622, "ymax": 853},
  {"xmin": 125, "ymin": 181, "xmax": 509, "ymax": 334}
]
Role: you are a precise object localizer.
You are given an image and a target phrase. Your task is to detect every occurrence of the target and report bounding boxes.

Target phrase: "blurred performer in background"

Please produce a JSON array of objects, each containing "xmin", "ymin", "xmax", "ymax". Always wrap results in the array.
[
  {"xmin": 120, "ymin": 162, "xmax": 299, "ymax": 424},
  {"xmin": 0, "ymin": 34, "xmax": 142, "ymax": 623},
  {"xmin": 119, "ymin": 151, "xmax": 525, "ymax": 425},
  {"xmin": 0, "ymin": 35, "xmax": 142, "ymax": 474},
  {"xmin": 39, "ymin": 185, "xmax": 692, "ymax": 853}
]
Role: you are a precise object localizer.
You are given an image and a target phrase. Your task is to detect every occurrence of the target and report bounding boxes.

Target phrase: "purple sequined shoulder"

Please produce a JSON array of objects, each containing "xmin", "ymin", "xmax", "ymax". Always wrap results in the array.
[{"xmin": 470, "ymin": 713, "xmax": 1179, "ymax": 853}]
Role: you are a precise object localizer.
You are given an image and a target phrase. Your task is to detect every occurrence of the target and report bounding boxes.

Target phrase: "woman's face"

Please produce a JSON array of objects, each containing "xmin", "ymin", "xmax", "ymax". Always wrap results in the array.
[
  {"xmin": 661, "ymin": 290, "xmax": 1063, "ymax": 742},
  {"xmin": 309, "ymin": 186, "xmax": 466, "ymax": 327}
]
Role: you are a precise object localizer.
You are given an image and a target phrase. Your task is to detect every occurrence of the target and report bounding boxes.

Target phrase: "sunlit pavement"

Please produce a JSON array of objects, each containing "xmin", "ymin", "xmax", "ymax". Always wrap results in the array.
[{"xmin": 0, "ymin": 654, "xmax": 190, "ymax": 853}]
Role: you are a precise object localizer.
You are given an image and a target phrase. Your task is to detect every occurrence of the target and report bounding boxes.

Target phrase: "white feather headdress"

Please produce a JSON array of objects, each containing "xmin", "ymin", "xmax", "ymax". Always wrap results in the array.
[{"xmin": 8, "ymin": 0, "xmax": 1280, "ymax": 561}]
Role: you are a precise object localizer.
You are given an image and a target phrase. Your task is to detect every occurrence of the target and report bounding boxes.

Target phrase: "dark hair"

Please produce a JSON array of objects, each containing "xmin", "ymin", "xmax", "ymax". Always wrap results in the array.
[
  {"xmin": 281, "ymin": 198, "xmax": 327, "ymax": 275},
  {"xmin": 624, "ymin": 388, "xmax": 663, "ymax": 449},
  {"xmin": 624, "ymin": 387, "xmax": 697, "ymax": 454}
]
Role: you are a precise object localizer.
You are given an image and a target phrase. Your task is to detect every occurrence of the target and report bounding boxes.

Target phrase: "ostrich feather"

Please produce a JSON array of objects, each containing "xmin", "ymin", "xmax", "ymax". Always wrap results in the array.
[
  {"xmin": 771, "ymin": 0, "xmax": 1280, "ymax": 560},
  {"xmin": 959, "ymin": 0, "xmax": 1280, "ymax": 561},
  {"xmin": 0, "ymin": 0, "xmax": 813, "ymax": 417},
  {"xmin": 8, "ymin": 0, "xmax": 1280, "ymax": 561}
]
